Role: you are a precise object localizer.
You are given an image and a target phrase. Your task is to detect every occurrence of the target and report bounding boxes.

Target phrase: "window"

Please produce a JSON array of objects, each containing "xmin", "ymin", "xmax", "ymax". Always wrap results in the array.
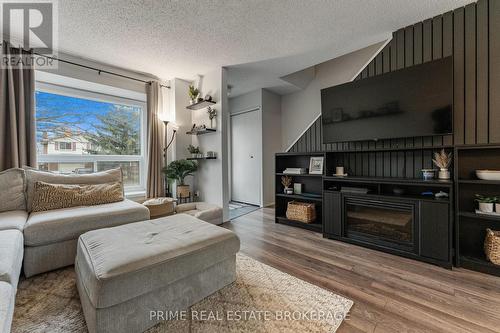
[
  {"xmin": 35, "ymin": 81, "xmax": 146, "ymax": 192},
  {"xmin": 58, "ymin": 142, "xmax": 73, "ymax": 150}
]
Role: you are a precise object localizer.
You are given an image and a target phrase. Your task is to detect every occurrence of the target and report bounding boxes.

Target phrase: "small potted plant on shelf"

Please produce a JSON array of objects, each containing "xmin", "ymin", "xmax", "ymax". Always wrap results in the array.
[
  {"xmin": 163, "ymin": 159, "xmax": 198, "ymax": 199},
  {"xmin": 187, "ymin": 144, "xmax": 203, "ymax": 159},
  {"xmin": 432, "ymin": 149, "xmax": 452, "ymax": 180},
  {"xmin": 281, "ymin": 175, "xmax": 293, "ymax": 194},
  {"xmin": 475, "ymin": 194, "xmax": 498, "ymax": 213},
  {"xmin": 207, "ymin": 107, "xmax": 217, "ymax": 129},
  {"xmin": 188, "ymin": 85, "xmax": 199, "ymax": 105}
]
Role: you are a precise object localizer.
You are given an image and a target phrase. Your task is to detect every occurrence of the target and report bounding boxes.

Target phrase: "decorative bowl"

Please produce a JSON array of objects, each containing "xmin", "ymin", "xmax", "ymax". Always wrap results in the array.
[
  {"xmin": 421, "ymin": 169, "xmax": 436, "ymax": 180},
  {"xmin": 476, "ymin": 170, "xmax": 500, "ymax": 181}
]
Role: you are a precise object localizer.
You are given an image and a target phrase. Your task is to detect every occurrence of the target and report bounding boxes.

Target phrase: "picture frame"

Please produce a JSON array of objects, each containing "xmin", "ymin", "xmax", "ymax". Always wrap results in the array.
[{"xmin": 309, "ymin": 156, "xmax": 324, "ymax": 175}]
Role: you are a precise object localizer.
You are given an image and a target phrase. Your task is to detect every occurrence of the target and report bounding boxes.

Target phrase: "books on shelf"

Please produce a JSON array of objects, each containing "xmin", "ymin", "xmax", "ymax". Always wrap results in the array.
[{"xmin": 283, "ymin": 168, "xmax": 307, "ymax": 175}]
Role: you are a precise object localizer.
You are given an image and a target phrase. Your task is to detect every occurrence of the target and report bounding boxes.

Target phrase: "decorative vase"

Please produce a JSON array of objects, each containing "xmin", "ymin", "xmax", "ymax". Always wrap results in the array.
[
  {"xmin": 284, "ymin": 187, "xmax": 293, "ymax": 194},
  {"xmin": 210, "ymin": 118, "xmax": 214, "ymax": 128},
  {"xmin": 177, "ymin": 185, "xmax": 190, "ymax": 199},
  {"xmin": 191, "ymin": 153, "xmax": 198, "ymax": 159},
  {"xmin": 479, "ymin": 202, "xmax": 494, "ymax": 213},
  {"xmin": 190, "ymin": 98, "xmax": 197, "ymax": 105},
  {"xmin": 438, "ymin": 168, "xmax": 450, "ymax": 180}
]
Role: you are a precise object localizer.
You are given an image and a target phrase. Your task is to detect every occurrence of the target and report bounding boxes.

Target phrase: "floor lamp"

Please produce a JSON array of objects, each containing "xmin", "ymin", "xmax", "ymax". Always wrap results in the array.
[{"xmin": 162, "ymin": 119, "xmax": 177, "ymax": 197}]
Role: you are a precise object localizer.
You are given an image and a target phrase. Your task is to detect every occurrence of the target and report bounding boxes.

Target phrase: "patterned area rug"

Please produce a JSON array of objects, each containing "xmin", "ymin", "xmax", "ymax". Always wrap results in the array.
[{"xmin": 12, "ymin": 254, "xmax": 353, "ymax": 333}]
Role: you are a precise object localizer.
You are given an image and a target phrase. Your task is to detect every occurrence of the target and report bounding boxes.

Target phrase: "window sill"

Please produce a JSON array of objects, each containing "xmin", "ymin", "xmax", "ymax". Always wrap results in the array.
[{"xmin": 126, "ymin": 190, "xmax": 146, "ymax": 202}]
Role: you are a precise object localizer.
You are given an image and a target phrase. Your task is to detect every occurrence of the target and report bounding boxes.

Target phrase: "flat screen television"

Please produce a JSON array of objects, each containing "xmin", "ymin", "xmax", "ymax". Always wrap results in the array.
[{"xmin": 321, "ymin": 57, "xmax": 453, "ymax": 143}]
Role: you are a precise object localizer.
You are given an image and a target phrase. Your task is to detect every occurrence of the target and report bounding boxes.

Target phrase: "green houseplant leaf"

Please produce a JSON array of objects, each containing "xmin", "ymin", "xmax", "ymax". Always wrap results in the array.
[{"xmin": 163, "ymin": 159, "xmax": 198, "ymax": 185}]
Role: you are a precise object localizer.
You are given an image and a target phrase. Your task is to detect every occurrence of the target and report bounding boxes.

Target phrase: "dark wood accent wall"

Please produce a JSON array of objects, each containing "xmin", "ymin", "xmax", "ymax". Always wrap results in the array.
[{"xmin": 288, "ymin": 0, "xmax": 500, "ymax": 166}]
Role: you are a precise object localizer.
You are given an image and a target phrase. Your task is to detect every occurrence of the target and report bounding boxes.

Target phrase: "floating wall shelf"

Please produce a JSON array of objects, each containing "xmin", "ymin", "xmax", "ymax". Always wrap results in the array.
[
  {"xmin": 186, "ymin": 129, "xmax": 216, "ymax": 135},
  {"xmin": 187, "ymin": 157, "xmax": 217, "ymax": 161},
  {"xmin": 186, "ymin": 100, "xmax": 216, "ymax": 110}
]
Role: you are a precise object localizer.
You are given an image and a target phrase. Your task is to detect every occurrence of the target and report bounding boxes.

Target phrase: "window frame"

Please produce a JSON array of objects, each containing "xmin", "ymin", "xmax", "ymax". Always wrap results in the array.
[{"xmin": 35, "ymin": 81, "xmax": 147, "ymax": 193}]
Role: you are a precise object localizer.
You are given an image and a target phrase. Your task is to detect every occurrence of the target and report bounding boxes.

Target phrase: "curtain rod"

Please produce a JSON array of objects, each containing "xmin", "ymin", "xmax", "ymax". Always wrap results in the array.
[{"xmin": 34, "ymin": 53, "xmax": 170, "ymax": 89}]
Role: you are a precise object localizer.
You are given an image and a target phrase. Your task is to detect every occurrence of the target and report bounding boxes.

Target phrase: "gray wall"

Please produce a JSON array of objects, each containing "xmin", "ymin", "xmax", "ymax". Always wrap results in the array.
[{"xmin": 281, "ymin": 41, "xmax": 386, "ymax": 151}]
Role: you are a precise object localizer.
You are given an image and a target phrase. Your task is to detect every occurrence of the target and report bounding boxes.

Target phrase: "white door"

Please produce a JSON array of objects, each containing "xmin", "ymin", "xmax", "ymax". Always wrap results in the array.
[{"xmin": 231, "ymin": 109, "xmax": 261, "ymax": 206}]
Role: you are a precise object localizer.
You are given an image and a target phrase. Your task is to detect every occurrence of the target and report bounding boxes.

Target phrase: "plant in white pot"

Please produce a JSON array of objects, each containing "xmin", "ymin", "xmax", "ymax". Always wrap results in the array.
[
  {"xmin": 163, "ymin": 159, "xmax": 198, "ymax": 199},
  {"xmin": 475, "ymin": 194, "xmax": 497, "ymax": 213},
  {"xmin": 188, "ymin": 85, "xmax": 199, "ymax": 105},
  {"xmin": 187, "ymin": 144, "xmax": 202, "ymax": 159},
  {"xmin": 432, "ymin": 149, "xmax": 452, "ymax": 180}
]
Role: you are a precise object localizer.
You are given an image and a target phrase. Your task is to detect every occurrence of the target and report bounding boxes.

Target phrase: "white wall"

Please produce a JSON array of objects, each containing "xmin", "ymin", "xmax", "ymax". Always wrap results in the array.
[
  {"xmin": 281, "ymin": 41, "xmax": 387, "ymax": 150},
  {"xmin": 191, "ymin": 67, "xmax": 230, "ymax": 220},
  {"xmin": 261, "ymin": 89, "xmax": 281, "ymax": 206},
  {"xmin": 229, "ymin": 89, "xmax": 261, "ymax": 114}
]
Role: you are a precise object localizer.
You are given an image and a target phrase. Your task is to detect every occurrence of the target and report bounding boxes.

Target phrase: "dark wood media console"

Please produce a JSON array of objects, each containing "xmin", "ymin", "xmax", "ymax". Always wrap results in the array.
[{"xmin": 275, "ymin": 150, "xmax": 454, "ymax": 269}]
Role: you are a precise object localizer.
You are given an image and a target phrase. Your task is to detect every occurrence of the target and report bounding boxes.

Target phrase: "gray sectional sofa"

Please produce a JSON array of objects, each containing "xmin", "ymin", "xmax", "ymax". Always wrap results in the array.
[{"xmin": 0, "ymin": 167, "xmax": 150, "ymax": 333}]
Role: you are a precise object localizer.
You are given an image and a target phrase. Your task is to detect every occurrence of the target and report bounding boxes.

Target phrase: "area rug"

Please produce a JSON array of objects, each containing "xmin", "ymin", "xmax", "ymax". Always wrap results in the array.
[{"xmin": 12, "ymin": 254, "xmax": 353, "ymax": 333}]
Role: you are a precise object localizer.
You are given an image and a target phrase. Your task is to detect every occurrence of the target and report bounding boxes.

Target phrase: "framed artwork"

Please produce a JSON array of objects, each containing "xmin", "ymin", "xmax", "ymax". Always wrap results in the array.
[{"xmin": 309, "ymin": 157, "xmax": 324, "ymax": 175}]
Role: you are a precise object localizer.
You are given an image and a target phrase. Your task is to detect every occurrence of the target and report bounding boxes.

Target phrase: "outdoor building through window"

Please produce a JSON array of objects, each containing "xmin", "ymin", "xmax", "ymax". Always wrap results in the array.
[{"xmin": 35, "ymin": 81, "xmax": 146, "ymax": 193}]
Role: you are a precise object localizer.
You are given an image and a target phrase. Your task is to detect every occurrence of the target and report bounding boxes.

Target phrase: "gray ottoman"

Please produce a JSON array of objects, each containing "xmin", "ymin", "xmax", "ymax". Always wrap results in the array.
[{"xmin": 75, "ymin": 214, "xmax": 240, "ymax": 333}]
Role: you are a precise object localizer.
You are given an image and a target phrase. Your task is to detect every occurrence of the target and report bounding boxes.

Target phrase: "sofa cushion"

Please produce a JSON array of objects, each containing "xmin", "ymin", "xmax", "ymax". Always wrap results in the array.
[
  {"xmin": 76, "ymin": 214, "xmax": 240, "ymax": 308},
  {"xmin": 0, "ymin": 211, "xmax": 28, "ymax": 231},
  {"xmin": 24, "ymin": 167, "xmax": 123, "ymax": 212},
  {"xmin": 0, "ymin": 168, "xmax": 26, "ymax": 213},
  {"xmin": 0, "ymin": 282, "xmax": 14, "ymax": 333},
  {"xmin": 24, "ymin": 199, "xmax": 149, "ymax": 247},
  {"xmin": 31, "ymin": 181, "xmax": 123, "ymax": 212},
  {"xmin": 176, "ymin": 202, "xmax": 223, "ymax": 225},
  {"xmin": 0, "ymin": 230, "xmax": 23, "ymax": 289}
]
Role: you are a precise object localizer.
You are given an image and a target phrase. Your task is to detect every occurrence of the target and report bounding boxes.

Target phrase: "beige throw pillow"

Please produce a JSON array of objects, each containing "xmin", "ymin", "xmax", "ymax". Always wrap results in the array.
[
  {"xmin": 0, "ymin": 168, "xmax": 26, "ymax": 212},
  {"xmin": 23, "ymin": 167, "xmax": 123, "ymax": 212},
  {"xmin": 31, "ymin": 181, "xmax": 124, "ymax": 212}
]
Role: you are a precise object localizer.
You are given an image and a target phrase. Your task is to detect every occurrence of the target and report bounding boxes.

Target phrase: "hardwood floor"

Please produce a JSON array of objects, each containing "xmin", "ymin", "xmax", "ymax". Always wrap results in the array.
[{"xmin": 224, "ymin": 208, "xmax": 500, "ymax": 333}]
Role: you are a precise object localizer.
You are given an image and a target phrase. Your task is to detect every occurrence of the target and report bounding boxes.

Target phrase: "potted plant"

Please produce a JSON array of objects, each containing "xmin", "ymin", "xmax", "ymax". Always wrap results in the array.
[
  {"xmin": 188, "ymin": 85, "xmax": 199, "ymax": 105},
  {"xmin": 163, "ymin": 159, "xmax": 198, "ymax": 199},
  {"xmin": 475, "ymin": 194, "xmax": 497, "ymax": 213},
  {"xmin": 432, "ymin": 149, "xmax": 452, "ymax": 180},
  {"xmin": 187, "ymin": 144, "xmax": 203, "ymax": 159},
  {"xmin": 207, "ymin": 107, "xmax": 217, "ymax": 129},
  {"xmin": 281, "ymin": 175, "xmax": 293, "ymax": 194}
]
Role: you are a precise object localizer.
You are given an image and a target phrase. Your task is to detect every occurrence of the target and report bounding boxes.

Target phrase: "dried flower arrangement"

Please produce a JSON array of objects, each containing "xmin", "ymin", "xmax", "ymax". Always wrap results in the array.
[
  {"xmin": 281, "ymin": 175, "xmax": 292, "ymax": 189},
  {"xmin": 432, "ymin": 149, "xmax": 452, "ymax": 170}
]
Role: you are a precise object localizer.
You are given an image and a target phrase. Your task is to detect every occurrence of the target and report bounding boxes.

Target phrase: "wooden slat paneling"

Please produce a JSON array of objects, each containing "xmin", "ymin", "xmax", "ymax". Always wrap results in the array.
[
  {"xmin": 423, "ymin": 19, "xmax": 433, "ymax": 62},
  {"xmin": 464, "ymin": 4, "xmax": 477, "ymax": 144},
  {"xmin": 396, "ymin": 29, "xmax": 405, "ymax": 69},
  {"xmin": 414, "ymin": 23, "xmax": 423, "ymax": 65},
  {"xmin": 443, "ymin": 12, "xmax": 453, "ymax": 57},
  {"xmin": 490, "ymin": 0, "xmax": 500, "ymax": 142},
  {"xmin": 382, "ymin": 44, "xmax": 391, "ymax": 73},
  {"xmin": 454, "ymin": 7, "xmax": 465, "ymax": 145},
  {"xmin": 477, "ymin": 0, "xmax": 489, "ymax": 144},
  {"xmin": 405, "ymin": 26, "xmax": 414, "ymax": 67},
  {"xmin": 432, "ymin": 16, "xmax": 443, "ymax": 59}
]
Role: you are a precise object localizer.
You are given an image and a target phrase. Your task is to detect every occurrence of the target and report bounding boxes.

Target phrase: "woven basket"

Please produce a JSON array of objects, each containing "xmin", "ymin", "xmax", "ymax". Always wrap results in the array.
[
  {"xmin": 286, "ymin": 201, "xmax": 316, "ymax": 223},
  {"xmin": 485, "ymin": 228, "xmax": 500, "ymax": 265}
]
